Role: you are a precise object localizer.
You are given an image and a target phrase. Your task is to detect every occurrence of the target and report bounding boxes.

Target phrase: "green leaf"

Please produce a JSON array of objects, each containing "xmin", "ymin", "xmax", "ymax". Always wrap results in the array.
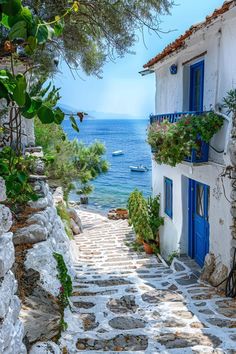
[
  {"xmin": 1, "ymin": 14, "xmax": 10, "ymax": 28},
  {"xmin": 54, "ymin": 20, "xmax": 64, "ymax": 37},
  {"xmin": 36, "ymin": 24, "xmax": 48, "ymax": 44},
  {"xmin": 17, "ymin": 171, "xmax": 27, "ymax": 183},
  {"xmin": 2, "ymin": 0, "xmax": 21, "ymax": 16},
  {"xmin": 54, "ymin": 107, "xmax": 65, "ymax": 124},
  {"xmin": 24, "ymin": 36, "xmax": 37, "ymax": 55},
  {"xmin": 13, "ymin": 74, "xmax": 26, "ymax": 106},
  {"xmin": 37, "ymin": 104, "xmax": 54, "ymax": 124},
  {"xmin": 69, "ymin": 115, "xmax": 79, "ymax": 133},
  {"xmin": 8, "ymin": 6, "xmax": 32, "ymax": 27},
  {"xmin": 9, "ymin": 20, "xmax": 27, "ymax": 40},
  {"xmin": 21, "ymin": 97, "xmax": 42, "ymax": 119},
  {"xmin": 0, "ymin": 81, "xmax": 10, "ymax": 104}
]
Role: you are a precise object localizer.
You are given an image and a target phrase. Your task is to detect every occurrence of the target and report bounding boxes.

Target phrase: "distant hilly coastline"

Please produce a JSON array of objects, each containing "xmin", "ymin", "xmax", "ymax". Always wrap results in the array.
[{"xmin": 58, "ymin": 103, "xmax": 146, "ymax": 120}]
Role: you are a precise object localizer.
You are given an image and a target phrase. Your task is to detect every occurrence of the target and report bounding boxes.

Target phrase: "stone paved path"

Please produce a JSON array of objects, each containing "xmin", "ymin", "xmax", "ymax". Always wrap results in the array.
[{"xmin": 61, "ymin": 210, "xmax": 236, "ymax": 353}]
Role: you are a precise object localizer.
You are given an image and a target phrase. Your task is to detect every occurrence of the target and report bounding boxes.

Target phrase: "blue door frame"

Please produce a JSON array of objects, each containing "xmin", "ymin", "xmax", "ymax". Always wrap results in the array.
[
  {"xmin": 188, "ymin": 179, "xmax": 209, "ymax": 267},
  {"xmin": 189, "ymin": 60, "xmax": 204, "ymax": 112}
]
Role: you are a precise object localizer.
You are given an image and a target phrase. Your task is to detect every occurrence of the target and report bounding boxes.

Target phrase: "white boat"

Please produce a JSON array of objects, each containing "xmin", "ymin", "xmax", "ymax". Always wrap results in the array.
[
  {"xmin": 112, "ymin": 150, "xmax": 124, "ymax": 156},
  {"xmin": 129, "ymin": 165, "xmax": 148, "ymax": 172}
]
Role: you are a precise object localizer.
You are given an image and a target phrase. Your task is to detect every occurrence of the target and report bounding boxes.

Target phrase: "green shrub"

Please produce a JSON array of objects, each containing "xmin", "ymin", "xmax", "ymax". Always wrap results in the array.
[
  {"xmin": 0, "ymin": 147, "xmax": 38, "ymax": 207},
  {"xmin": 34, "ymin": 118, "xmax": 109, "ymax": 199},
  {"xmin": 56, "ymin": 203, "xmax": 73, "ymax": 239}
]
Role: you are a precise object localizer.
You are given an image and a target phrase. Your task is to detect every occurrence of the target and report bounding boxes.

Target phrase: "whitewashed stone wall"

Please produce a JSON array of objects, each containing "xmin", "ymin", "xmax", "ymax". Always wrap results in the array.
[
  {"xmin": 0, "ymin": 177, "xmax": 26, "ymax": 354},
  {"xmin": 11, "ymin": 153, "xmax": 77, "ymax": 349}
]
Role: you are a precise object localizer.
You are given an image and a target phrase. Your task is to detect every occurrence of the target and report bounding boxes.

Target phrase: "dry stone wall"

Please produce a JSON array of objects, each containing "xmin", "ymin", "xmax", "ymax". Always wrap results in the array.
[
  {"xmin": 0, "ymin": 177, "xmax": 26, "ymax": 354},
  {"xmin": 0, "ymin": 148, "xmax": 80, "ymax": 353}
]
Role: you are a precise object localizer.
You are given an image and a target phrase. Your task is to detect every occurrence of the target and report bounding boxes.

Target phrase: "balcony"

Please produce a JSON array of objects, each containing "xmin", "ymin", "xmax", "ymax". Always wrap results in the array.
[
  {"xmin": 149, "ymin": 111, "xmax": 209, "ymax": 163},
  {"xmin": 150, "ymin": 111, "xmax": 206, "ymax": 124}
]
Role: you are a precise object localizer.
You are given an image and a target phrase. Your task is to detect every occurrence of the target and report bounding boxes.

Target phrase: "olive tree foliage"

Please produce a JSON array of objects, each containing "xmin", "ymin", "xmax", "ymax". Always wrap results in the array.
[{"xmin": 23, "ymin": 0, "xmax": 173, "ymax": 76}]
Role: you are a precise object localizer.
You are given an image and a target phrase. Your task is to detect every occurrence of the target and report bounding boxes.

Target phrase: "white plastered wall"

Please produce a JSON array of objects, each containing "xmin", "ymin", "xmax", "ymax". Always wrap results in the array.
[{"xmin": 152, "ymin": 8, "xmax": 236, "ymax": 268}]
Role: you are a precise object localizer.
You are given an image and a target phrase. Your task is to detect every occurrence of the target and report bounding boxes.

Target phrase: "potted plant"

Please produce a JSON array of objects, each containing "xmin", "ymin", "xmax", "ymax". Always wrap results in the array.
[
  {"xmin": 127, "ymin": 190, "xmax": 164, "ymax": 254},
  {"xmin": 147, "ymin": 195, "xmax": 164, "ymax": 248},
  {"xmin": 76, "ymin": 183, "xmax": 94, "ymax": 204},
  {"xmin": 147, "ymin": 112, "xmax": 224, "ymax": 166}
]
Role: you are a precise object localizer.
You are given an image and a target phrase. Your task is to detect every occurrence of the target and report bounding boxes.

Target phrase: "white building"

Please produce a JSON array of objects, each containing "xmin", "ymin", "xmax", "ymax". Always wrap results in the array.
[{"xmin": 142, "ymin": 0, "xmax": 236, "ymax": 275}]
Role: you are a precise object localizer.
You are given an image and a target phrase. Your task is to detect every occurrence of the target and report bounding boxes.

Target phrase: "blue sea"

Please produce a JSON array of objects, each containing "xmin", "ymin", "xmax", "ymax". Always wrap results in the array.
[{"xmin": 62, "ymin": 118, "xmax": 152, "ymax": 212}]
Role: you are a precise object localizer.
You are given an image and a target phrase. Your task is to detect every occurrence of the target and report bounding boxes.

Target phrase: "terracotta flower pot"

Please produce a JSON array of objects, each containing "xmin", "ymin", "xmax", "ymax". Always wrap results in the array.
[{"xmin": 143, "ymin": 242, "xmax": 153, "ymax": 255}]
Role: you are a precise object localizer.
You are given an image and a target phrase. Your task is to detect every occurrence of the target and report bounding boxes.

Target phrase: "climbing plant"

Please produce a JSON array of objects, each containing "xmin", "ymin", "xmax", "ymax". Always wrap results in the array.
[{"xmin": 53, "ymin": 252, "xmax": 73, "ymax": 331}]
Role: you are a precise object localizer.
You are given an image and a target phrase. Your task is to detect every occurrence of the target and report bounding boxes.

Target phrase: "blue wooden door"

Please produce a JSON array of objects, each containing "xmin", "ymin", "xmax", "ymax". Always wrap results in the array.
[
  {"xmin": 189, "ymin": 60, "xmax": 204, "ymax": 112},
  {"xmin": 189, "ymin": 179, "xmax": 209, "ymax": 267}
]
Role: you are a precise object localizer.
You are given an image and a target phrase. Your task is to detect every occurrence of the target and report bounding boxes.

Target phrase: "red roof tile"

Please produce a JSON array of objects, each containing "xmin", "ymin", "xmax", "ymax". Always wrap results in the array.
[{"xmin": 143, "ymin": 0, "xmax": 236, "ymax": 68}]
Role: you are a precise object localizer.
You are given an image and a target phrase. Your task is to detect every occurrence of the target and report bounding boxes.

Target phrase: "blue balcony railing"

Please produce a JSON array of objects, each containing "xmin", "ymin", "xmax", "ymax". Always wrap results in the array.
[
  {"xmin": 150, "ymin": 111, "xmax": 205, "ymax": 124},
  {"xmin": 150, "ymin": 111, "xmax": 209, "ymax": 163}
]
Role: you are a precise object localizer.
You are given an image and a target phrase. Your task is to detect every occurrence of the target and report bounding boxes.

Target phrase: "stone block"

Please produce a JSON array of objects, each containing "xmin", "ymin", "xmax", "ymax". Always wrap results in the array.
[
  {"xmin": 13, "ymin": 224, "xmax": 48, "ymax": 245},
  {"xmin": 7, "ymin": 320, "xmax": 26, "ymax": 354},
  {"xmin": 200, "ymin": 253, "xmax": 215, "ymax": 281},
  {"xmin": 28, "ymin": 197, "xmax": 49, "ymax": 210},
  {"xmin": 0, "ymin": 177, "xmax": 6, "ymax": 202},
  {"xmin": 70, "ymin": 218, "xmax": 81, "ymax": 235},
  {"xmin": 0, "ymin": 205, "xmax": 12, "ymax": 235},
  {"xmin": 67, "ymin": 208, "xmax": 83, "ymax": 232},
  {"xmin": 0, "ymin": 233, "xmax": 15, "ymax": 277},
  {"xmin": 210, "ymin": 262, "xmax": 228, "ymax": 290},
  {"xmin": 29, "ymin": 341, "xmax": 60, "ymax": 354},
  {"xmin": 0, "ymin": 271, "xmax": 17, "ymax": 319}
]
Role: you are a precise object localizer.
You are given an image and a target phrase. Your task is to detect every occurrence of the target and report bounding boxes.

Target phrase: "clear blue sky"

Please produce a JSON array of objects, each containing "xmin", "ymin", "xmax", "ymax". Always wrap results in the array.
[{"xmin": 54, "ymin": 0, "xmax": 224, "ymax": 118}]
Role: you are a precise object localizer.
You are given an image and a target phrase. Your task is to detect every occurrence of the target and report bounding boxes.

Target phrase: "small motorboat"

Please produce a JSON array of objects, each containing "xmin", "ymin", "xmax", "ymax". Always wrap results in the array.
[
  {"xmin": 112, "ymin": 150, "xmax": 124, "ymax": 156},
  {"xmin": 129, "ymin": 165, "xmax": 148, "ymax": 172}
]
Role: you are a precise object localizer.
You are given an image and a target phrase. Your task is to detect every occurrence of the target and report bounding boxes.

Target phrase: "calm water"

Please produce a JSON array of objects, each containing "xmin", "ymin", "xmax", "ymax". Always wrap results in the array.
[{"xmin": 62, "ymin": 118, "xmax": 152, "ymax": 212}]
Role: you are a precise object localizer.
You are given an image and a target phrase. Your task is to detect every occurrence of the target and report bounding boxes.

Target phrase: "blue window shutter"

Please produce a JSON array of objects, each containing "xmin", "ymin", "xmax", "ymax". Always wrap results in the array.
[{"xmin": 164, "ymin": 177, "xmax": 173, "ymax": 218}]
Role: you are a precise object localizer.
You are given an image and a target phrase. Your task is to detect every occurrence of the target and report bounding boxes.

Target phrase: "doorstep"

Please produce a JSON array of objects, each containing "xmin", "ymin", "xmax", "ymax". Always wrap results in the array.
[{"xmin": 171, "ymin": 255, "xmax": 202, "ymax": 278}]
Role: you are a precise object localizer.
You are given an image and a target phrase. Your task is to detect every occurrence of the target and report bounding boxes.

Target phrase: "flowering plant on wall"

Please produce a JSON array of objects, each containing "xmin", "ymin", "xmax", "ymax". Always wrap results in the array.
[{"xmin": 147, "ymin": 112, "xmax": 224, "ymax": 167}]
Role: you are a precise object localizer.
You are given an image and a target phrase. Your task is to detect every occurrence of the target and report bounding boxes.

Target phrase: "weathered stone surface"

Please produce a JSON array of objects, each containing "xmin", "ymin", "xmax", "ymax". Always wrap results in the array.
[
  {"xmin": 209, "ymin": 262, "xmax": 228, "ymax": 289},
  {"xmin": 215, "ymin": 300, "xmax": 236, "ymax": 318},
  {"xmin": 0, "ymin": 177, "xmax": 6, "ymax": 202},
  {"xmin": 13, "ymin": 224, "xmax": 48, "ymax": 245},
  {"xmin": 29, "ymin": 341, "xmax": 60, "ymax": 354},
  {"xmin": 107, "ymin": 295, "xmax": 138, "ymax": 313},
  {"xmin": 0, "ymin": 232, "xmax": 15, "ymax": 277},
  {"xmin": 68, "ymin": 208, "xmax": 83, "ymax": 233},
  {"xmin": 21, "ymin": 287, "xmax": 61, "ymax": 344},
  {"xmin": 76, "ymin": 335, "xmax": 148, "ymax": 351},
  {"xmin": 0, "ymin": 301, "xmax": 25, "ymax": 354},
  {"xmin": 80, "ymin": 313, "xmax": 99, "ymax": 331},
  {"xmin": 175, "ymin": 274, "xmax": 198, "ymax": 285},
  {"xmin": 0, "ymin": 205, "xmax": 12, "ymax": 235},
  {"xmin": 73, "ymin": 301, "xmax": 95, "ymax": 309},
  {"xmin": 72, "ymin": 289, "xmax": 117, "ymax": 296},
  {"xmin": 28, "ymin": 196, "xmax": 49, "ymax": 210},
  {"xmin": 142, "ymin": 290, "xmax": 184, "ymax": 303},
  {"xmin": 70, "ymin": 218, "xmax": 81, "ymax": 235},
  {"xmin": 109, "ymin": 316, "xmax": 146, "ymax": 330},
  {"xmin": 155, "ymin": 332, "xmax": 222, "ymax": 349},
  {"xmin": 207, "ymin": 318, "xmax": 236, "ymax": 328},
  {"xmin": 0, "ymin": 271, "xmax": 17, "ymax": 319},
  {"xmin": 201, "ymin": 253, "xmax": 216, "ymax": 281},
  {"xmin": 82, "ymin": 278, "xmax": 131, "ymax": 287}
]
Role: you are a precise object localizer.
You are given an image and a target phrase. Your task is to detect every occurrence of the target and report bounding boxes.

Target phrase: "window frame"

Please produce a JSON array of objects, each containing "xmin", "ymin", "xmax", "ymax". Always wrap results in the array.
[{"xmin": 164, "ymin": 177, "xmax": 173, "ymax": 219}]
